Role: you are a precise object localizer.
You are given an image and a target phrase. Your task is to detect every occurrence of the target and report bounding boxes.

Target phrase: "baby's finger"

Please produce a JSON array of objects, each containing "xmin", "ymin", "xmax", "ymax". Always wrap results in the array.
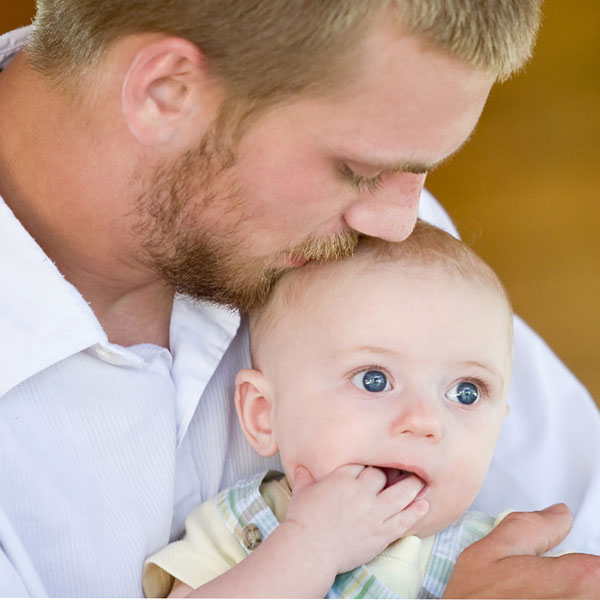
[
  {"xmin": 291, "ymin": 465, "xmax": 316, "ymax": 493},
  {"xmin": 377, "ymin": 474, "xmax": 426, "ymax": 515},
  {"xmin": 334, "ymin": 463, "xmax": 367, "ymax": 479},
  {"xmin": 356, "ymin": 465, "xmax": 388, "ymax": 492},
  {"xmin": 383, "ymin": 499, "xmax": 429, "ymax": 539}
]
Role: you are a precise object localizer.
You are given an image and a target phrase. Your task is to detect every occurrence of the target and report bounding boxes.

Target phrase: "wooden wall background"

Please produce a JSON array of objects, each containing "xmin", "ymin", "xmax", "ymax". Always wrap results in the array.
[{"xmin": 2, "ymin": 3, "xmax": 598, "ymax": 405}]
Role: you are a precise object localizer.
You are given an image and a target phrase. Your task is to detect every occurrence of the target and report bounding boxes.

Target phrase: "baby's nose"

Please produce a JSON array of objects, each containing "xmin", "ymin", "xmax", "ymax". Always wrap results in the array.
[{"xmin": 389, "ymin": 395, "xmax": 443, "ymax": 441}]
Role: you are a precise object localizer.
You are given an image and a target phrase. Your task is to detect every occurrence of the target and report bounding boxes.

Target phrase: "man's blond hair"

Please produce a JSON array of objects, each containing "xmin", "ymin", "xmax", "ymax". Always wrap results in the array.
[{"xmin": 29, "ymin": 0, "xmax": 541, "ymax": 100}]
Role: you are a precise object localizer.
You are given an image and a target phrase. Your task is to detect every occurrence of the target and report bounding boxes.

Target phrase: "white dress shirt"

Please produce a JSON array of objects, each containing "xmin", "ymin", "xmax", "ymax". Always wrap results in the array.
[{"xmin": 1, "ymin": 26, "xmax": 599, "ymax": 598}]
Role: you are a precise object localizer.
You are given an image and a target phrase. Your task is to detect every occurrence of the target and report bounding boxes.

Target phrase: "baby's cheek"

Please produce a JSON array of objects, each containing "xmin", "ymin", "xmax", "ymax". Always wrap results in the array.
[
  {"xmin": 305, "ymin": 448, "xmax": 342, "ymax": 481},
  {"xmin": 281, "ymin": 439, "xmax": 333, "ymax": 482},
  {"xmin": 281, "ymin": 413, "xmax": 361, "ymax": 481},
  {"xmin": 448, "ymin": 455, "xmax": 488, "ymax": 504}
]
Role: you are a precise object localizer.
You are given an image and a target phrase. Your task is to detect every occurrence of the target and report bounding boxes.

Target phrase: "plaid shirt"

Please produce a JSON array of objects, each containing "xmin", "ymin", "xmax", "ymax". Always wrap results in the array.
[{"xmin": 216, "ymin": 471, "xmax": 494, "ymax": 599}]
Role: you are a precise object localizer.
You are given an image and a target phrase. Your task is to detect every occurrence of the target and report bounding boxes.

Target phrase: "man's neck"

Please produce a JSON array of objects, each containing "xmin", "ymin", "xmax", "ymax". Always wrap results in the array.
[
  {"xmin": 76, "ymin": 273, "xmax": 175, "ymax": 348},
  {"xmin": 0, "ymin": 52, "xmax": 174, "ymax": 348}
]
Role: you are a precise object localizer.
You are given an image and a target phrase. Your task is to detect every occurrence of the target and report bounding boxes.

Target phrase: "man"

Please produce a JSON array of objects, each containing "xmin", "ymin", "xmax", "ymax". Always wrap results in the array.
[{"xmin": 0, "ymin": 1, "xmax": 598, "ymax": 597}]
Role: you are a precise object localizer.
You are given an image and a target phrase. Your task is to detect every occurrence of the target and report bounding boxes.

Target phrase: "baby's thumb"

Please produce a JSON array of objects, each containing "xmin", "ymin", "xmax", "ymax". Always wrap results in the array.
[{"xmin": 292, "ymin": 465, "xmax": 315, "ymax": 493}]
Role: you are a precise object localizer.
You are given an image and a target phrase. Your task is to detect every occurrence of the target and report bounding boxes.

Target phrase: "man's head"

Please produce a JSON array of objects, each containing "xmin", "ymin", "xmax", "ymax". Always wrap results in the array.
[
  {"xmin": 236, "ymin": 221, "xmax": 513, "ymax": 537},
  {"xmin": 25, "ymin": 2, "xmax": 540, "ymax": 311},
  {"xmin": 30, "ymin": 1, "xmax": 541, "ymax": 93}
]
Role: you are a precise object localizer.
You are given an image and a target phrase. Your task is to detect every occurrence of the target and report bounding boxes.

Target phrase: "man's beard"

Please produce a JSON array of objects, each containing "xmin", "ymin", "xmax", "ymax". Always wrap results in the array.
[{"xmin": 132, "ymin": 139, "xmax": 358, "ymax": 312}]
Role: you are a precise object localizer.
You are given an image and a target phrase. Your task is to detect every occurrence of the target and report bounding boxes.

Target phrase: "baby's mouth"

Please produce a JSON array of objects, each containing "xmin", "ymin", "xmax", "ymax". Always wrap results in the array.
[{"xmin": 379, "ymin": 466, "xmax": 427, "ymax": 491}]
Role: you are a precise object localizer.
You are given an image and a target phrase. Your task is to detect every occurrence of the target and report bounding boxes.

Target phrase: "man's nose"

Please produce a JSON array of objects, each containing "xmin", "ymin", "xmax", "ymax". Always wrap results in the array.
[
  {"xmin": 389, "ymin": 393, "xmax": 443, "ymax": 441},
  {"xmin": 342, "ymin": 172, "xmax": 426, "ymax": 242}
]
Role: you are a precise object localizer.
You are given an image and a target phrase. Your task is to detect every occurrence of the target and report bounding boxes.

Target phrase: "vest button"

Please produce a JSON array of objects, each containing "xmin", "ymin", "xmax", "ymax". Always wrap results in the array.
[{"xmin": 242, "ymin": 523, "xmax": 262, "ymax": 550}]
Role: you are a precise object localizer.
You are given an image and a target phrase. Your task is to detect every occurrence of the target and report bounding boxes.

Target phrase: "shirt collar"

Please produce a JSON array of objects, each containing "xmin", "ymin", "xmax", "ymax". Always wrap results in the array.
[
  {"xmin": 0, "ymin": 197, "xmax": 108, "ymax": 397},
  {"xmin": 0, "ymin": 27, "xmax": 108, "ymax": 397},
  {"xmin": 0, "ymin": 26, "xmax": 31, "ymax": 68},
  {"xmin": 0, "ymin": 193, "xmax": 241, "ymax": 409},
  {"xmin": 170, "ymin": 294, "xmax": 240, "ymax": 445},
  {"xmin": 0, "ymin": 26, "xmax": 242, "ymax": 414}
]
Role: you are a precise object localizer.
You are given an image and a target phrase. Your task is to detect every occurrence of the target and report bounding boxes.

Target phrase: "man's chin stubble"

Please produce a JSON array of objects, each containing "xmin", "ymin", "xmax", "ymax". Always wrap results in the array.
[
  {"xmin": 131, "ymin": 136, "xmax": 360, "ymax": 310},
  {"xmin": 148, "ymin": 229, "xmax": 360, "ymax": 312}
]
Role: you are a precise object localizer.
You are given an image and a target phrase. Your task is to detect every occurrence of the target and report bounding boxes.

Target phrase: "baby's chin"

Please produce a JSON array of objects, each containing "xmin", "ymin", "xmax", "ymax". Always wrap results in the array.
[
  {"xmin": 403, "ymin": 506, "xmax": 471, "ymax": 540},
  {"xmin": 402, "ymin": 520, "xmax": 440, "ymax": 539}
]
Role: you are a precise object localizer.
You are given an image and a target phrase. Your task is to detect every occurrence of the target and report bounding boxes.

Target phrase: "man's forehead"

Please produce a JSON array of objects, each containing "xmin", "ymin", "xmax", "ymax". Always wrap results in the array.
[{"xmin": 288, "ymin": 42, "xmax": 493, "ymax": 176}]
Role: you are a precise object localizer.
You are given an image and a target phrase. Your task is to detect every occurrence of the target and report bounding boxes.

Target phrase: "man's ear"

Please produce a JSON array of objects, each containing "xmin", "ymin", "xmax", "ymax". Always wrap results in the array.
[
  {"xmin": 122, "ymin": 37, "xmax": 223, "ymax": 145},
  {"xmin": 235, "ymin": 369, "xmax": 278, "ymax": 457}
]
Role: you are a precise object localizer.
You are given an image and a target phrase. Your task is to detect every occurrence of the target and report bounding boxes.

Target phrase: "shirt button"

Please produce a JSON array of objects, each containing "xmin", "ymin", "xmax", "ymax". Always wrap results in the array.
[
  {"xmin": 241, "ymin": 524, "xmax": 262, "ymax": 550},
  {"xmin": 95, "ymin": 347, "xmax": 114, "ymax": 360},
  {"xmin": 98, "ymin": 349, "xmax": 125, "ymax": 365},
  {"xmin": 88, "ymin": 344, "xmax": 140, "ymax": 367}
]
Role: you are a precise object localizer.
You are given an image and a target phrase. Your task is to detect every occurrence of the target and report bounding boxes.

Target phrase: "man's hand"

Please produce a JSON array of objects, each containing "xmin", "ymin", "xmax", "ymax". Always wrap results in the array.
[
  {"xmin": 285, "ymin": 464, "xmax": 429, "ymax": 575},
  {"xmin": 444, "ymin": 504, "xmax": 600, "ymax": 599}
]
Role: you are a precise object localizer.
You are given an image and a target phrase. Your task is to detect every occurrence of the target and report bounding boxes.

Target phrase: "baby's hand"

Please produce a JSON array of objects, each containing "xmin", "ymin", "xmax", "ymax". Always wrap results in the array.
[
  {"xmin": 283, "ymin": 464, "xmax": 428, "ymax": 575},
  {"xmin": 167, "ymin": 467, "xmax": 428, "ymax": 599}
]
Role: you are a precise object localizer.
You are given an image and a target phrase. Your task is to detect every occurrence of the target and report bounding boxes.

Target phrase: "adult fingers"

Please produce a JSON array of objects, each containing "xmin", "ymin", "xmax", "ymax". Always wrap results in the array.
[
  {"xmin": 548, "ymin": 553, "xmax": 600, "ymax": 599},
  {"xmin": 444, "ymin": 552, "xmax": 600, "ymax": 599},
  {"xmin": 443, "ymin": 504, "xmax": 579, "ymax": 599},
  {"xmin": 478, "ymin": 504, "xmax": 573, "ymax": 560}
]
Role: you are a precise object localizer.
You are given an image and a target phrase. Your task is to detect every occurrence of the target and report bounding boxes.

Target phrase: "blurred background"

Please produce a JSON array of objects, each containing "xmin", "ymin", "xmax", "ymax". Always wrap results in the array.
[{"xmin": 2, "ymin": 3, "xmax": 598, "ymax": 405}]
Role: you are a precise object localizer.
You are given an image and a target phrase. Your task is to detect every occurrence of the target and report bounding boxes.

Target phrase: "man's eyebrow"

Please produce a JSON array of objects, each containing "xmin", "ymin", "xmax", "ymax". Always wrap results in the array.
[
  {"xmin": 353, "ymin": 133, "xmax": 475, "ymax": 175},
  {"xmin": 386, "ymin": 159, "xmax": 440, "ymax": 175}
]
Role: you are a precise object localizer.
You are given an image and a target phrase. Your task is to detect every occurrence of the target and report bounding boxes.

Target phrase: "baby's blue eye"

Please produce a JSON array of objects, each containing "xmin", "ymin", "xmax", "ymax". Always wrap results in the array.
[
  {"xmin": 351, "ymin": 370, "xmax": 391, "ymax": 393},
  {"xmin": 446, "ymin": 381, "xmax": 480, "ymax": 405}
]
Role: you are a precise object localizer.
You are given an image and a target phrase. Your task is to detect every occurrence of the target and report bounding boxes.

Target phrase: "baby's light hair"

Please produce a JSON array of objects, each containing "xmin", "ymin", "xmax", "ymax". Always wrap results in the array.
[{"xmin": 249, "ymin": 220, "xmax": 513, "ymax": 369}]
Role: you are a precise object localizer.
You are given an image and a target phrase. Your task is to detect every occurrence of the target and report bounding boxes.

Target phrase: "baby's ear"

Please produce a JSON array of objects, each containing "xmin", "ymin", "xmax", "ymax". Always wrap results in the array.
[{"xmin": 234, "ymin": 369, "xmax": 278, "ymax": 457}]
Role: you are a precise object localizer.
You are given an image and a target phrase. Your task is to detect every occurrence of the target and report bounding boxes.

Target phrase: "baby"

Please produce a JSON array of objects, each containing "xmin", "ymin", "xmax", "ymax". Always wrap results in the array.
[{"xmin": 143, "ymin": 220, "xmax": 515, "ymax": 598}]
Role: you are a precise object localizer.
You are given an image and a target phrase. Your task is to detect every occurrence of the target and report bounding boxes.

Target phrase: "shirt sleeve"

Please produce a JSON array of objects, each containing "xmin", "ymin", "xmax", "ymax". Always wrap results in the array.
[{"xmin": 142, "ymin": 499, "xmax": 246, "ymax": 597}]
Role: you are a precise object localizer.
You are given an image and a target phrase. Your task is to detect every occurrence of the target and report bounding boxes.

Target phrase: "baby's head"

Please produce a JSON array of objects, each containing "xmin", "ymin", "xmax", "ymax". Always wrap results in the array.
[{"xmin": 235, "ymin": 220, "xmax": 513, "ymax": 537}]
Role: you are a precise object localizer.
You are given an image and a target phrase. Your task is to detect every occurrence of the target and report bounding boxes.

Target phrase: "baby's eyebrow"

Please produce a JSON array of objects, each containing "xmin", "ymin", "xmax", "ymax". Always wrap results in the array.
[
  {"xmin": 461, "ymin": 360, "xmax": 494, "ymax": 370},
  {"xmin": 332, "ymin": 346, "xmax": 397, "ymax": 360},
  {"xmin": 458, "ymin": 360, "xmax": 506, "ymax": 385}
]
